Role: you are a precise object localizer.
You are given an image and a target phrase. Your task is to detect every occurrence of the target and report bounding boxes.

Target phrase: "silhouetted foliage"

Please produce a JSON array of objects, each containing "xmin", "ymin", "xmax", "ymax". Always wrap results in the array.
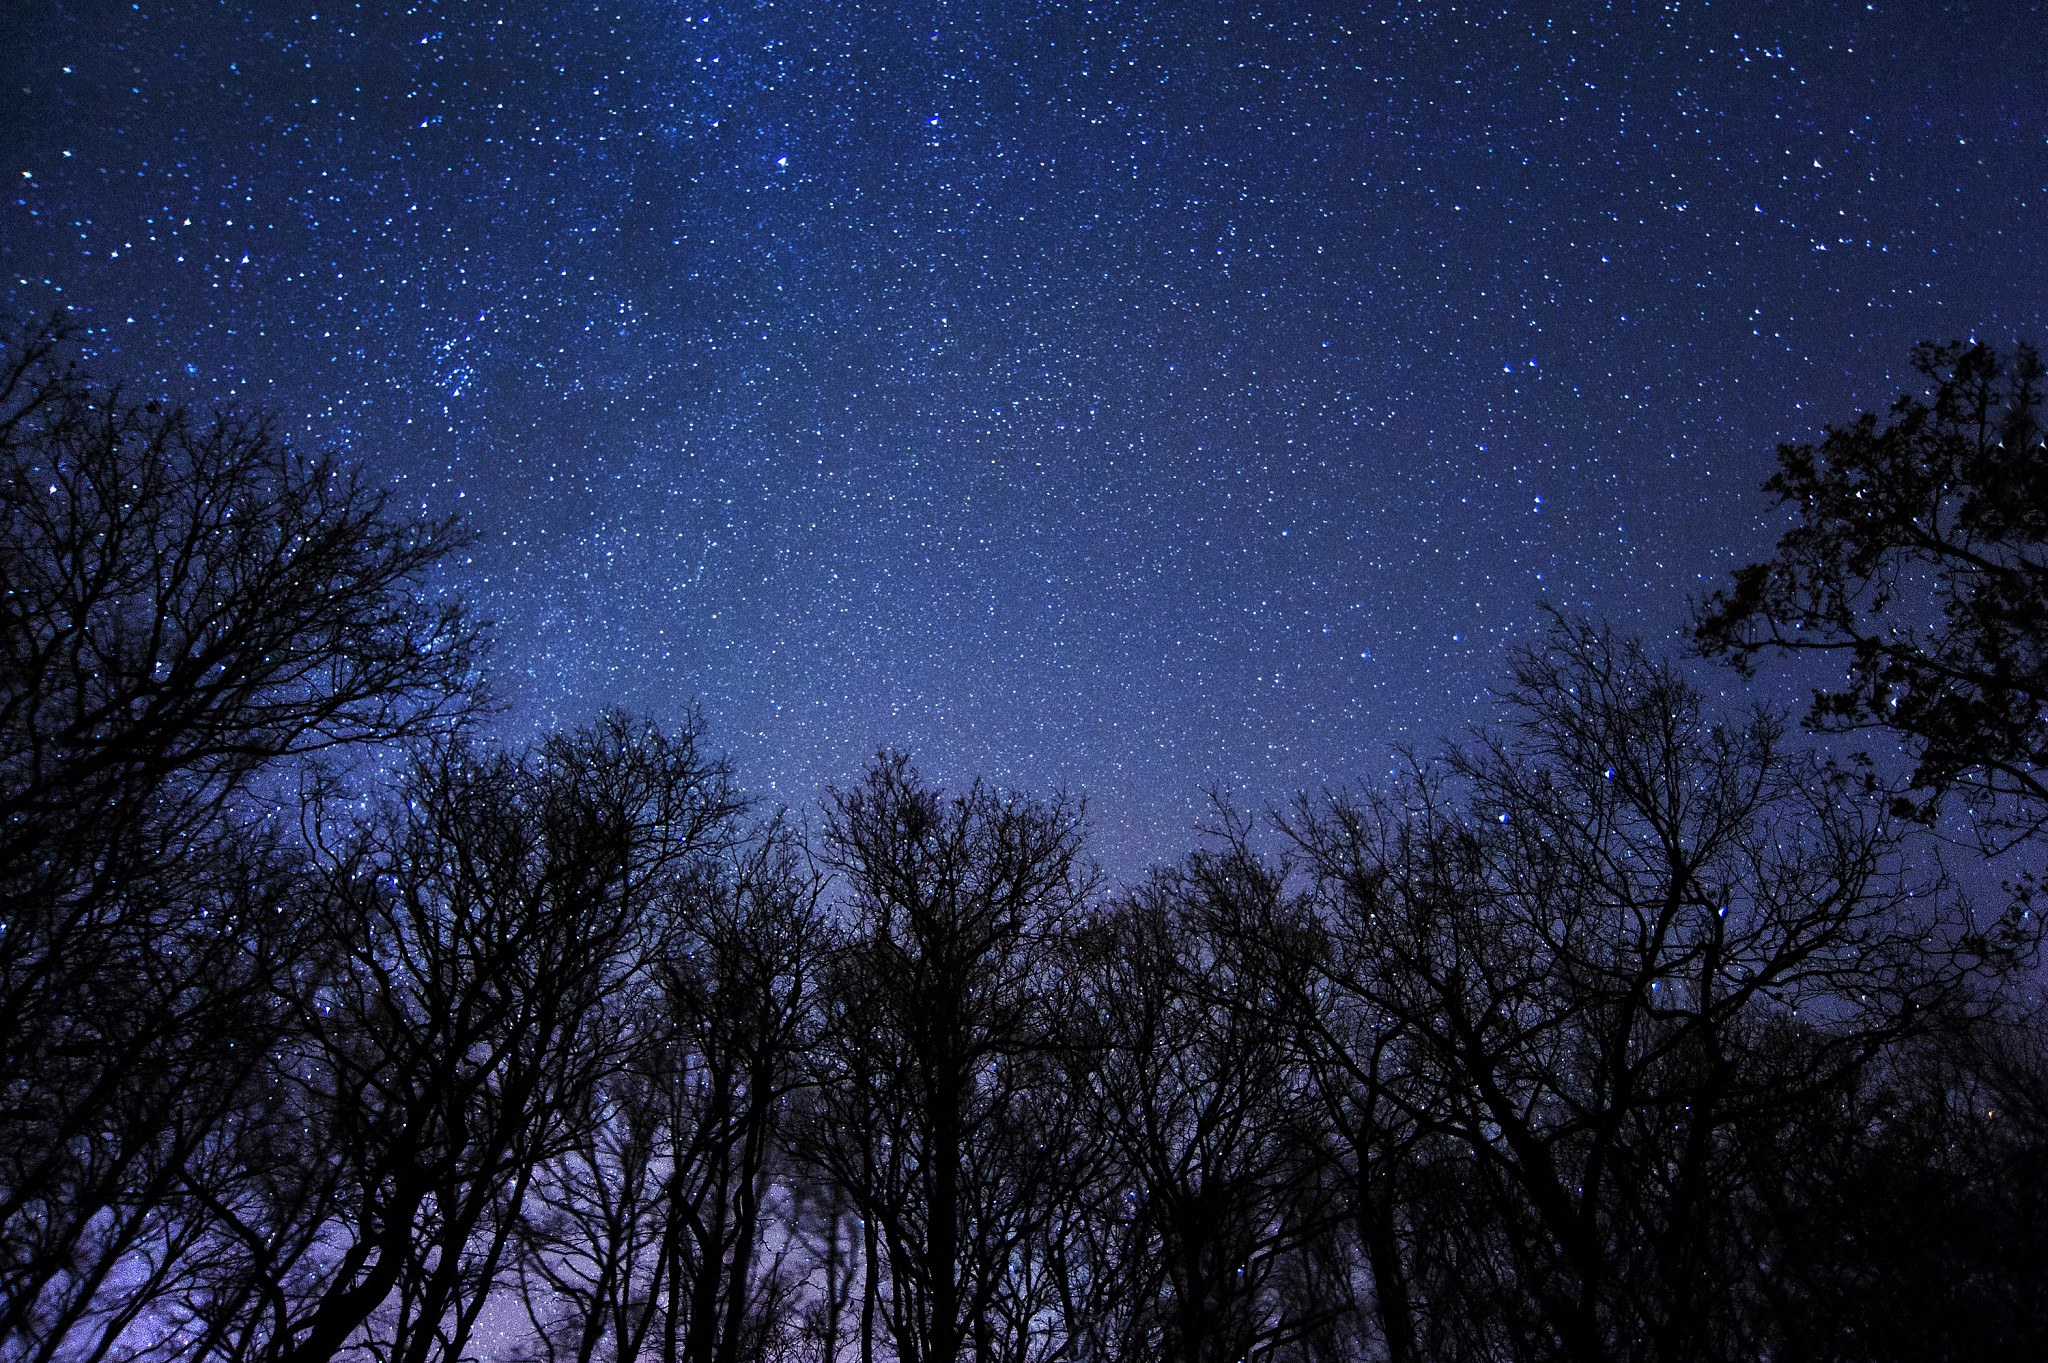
[
  {"xmin": 1747, "ymin": 1010, "xmax": 2048, "ymax": 1363},
  {"xmin": 1697, "ymin": 339, "xmax": 2048, "ymax": 851}
]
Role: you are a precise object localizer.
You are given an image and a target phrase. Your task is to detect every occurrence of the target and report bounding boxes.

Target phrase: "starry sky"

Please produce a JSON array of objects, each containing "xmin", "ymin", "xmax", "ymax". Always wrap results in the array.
[{"xmin": 4, "ymin": 0, "xmax": 2044, "ymax": 874}]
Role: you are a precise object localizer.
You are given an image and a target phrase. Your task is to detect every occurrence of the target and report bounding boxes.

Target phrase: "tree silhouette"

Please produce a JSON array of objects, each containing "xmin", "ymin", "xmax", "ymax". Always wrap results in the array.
[
  {"xmin": 801, "ymin": 755, "xmax": 1093, "ymax": 1363},
  {"xmin": 1697, "ymin": 339, "xmax": 2048, "ymax": 856},
  {"xmin": 510, "ymin": 824, "xmax": 826, "ymax": 1363},
  {"xmin": 1078, "ymin": 857, "xmax": 1335, "ymax": 1363},
  {"xmin": 0, "ymin": 315, "xmax": 481, "ymax": 1363},
  {"xmin": 1280, "ymin": 622, "xmax": 2002, "ymax": 1363}
]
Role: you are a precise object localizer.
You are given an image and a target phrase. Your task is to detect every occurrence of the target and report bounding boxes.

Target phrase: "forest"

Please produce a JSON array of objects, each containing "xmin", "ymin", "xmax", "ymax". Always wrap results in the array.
[{"xmin": 3, "ymin": 313, "xmax": 2045, "ymax": 1363}]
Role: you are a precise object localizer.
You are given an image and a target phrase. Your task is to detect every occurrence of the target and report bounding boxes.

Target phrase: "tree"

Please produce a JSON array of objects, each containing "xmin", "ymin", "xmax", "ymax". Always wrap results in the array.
[
  {"xmin": 800, "ymin": 755, "xmax": 1093, "ymax": 1363},
  {"xmin": 0, "ymin": 833, "xmax": 320, "ymax": 1363},
  {"xmin": 194, "ymin": 716, "xmax": 739, "ymax": 1363},
  {"xmin": 0, "ymin": 314, "xmax": 481, "ymax": 1363},
  {"xmin": 510, "ymin": 825, "xmax": 827, "ymax": 1363},
  {"xmin": 1741, "ymin": 1009, "xmax": 2048, "ymax": 1363},
  {"xmin": 1696, "ymin": 339, "xmax": 2048, "ymax": 855},
  {"xmin": 1193, "ymin": 839, "xmax": 1450, "ymax": 1363},
  {"xmin": 1281, "ymin": 622, "xmax": 1998, "ymax": 1363},
  {"xmin": 1075, "ymin": 857, "xmax": 1337, "ymax": 1363}
]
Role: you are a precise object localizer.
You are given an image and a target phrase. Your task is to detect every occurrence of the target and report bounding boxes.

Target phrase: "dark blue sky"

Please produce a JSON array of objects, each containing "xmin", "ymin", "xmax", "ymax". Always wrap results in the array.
[{"xmin": 6, "ymin": 0, "xmax": 2044, "ymax": 873}]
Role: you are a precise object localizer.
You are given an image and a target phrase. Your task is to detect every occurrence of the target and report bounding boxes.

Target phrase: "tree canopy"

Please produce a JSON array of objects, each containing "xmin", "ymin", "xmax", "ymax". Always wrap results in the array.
[
  {"xmin": 1697, "ymin": 340, "xmax": 2048, "ymax": 850},
  {"xmin": 6, "ymin": 325, "xmax": 2047, "ymax": 1363}
]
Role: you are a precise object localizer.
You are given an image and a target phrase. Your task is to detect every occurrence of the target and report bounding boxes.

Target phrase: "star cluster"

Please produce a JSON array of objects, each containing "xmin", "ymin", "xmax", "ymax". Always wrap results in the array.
[{"xmin": 5, "ymin": 0, "xmax": 2043, "ymax": 872}]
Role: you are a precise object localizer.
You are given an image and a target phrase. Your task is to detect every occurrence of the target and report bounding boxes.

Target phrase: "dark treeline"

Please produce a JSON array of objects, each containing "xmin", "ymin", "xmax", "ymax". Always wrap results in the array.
[{"xmin": 4, "ymin": 315, "xmax": 2046, "ymax": 1363}]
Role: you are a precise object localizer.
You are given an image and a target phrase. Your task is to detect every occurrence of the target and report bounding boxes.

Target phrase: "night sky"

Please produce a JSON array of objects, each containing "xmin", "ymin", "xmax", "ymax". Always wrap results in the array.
[{"xmin": 5, "ymin": 0, "xmax": 2044, "ymax": 875}]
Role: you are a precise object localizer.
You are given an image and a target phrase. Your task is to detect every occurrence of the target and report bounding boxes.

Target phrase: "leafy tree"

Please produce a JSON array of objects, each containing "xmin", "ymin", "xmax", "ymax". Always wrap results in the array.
[{"xmin": 1696, "ymin": 339, "xmax": 2048, "ymax": 854}]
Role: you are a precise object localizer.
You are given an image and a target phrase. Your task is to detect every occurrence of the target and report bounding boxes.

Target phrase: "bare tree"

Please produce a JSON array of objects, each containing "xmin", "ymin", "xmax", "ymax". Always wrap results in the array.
[
  {"xmin": 800, "ymin": 755, "xmax": 1093, "ymax": 1363},
  {"xmin": 510, "ymin": 825, "xmax": 827, "ymax": 1363},
  {"xmin": 0, "ymin": 314, "xmax": 480, "ymax": 1363},
  {"xmin": 1076, "ymin": 858, "xmax": 1336, "ymax": 1363},
  {"xmin": 0, "ymin": 834, "xmax": 322, "ymax": 1363},
  {"xmin": 1281, "ymin": 622, "xmax": 2001, "ymax": 1363},
  {"xmin": 191, "ymin": 716, "xmax": 741, "ymax": 1363},
  {"xmin": 784, "ymin": 1173, "xmax": 862, "ymax": 1363}
]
